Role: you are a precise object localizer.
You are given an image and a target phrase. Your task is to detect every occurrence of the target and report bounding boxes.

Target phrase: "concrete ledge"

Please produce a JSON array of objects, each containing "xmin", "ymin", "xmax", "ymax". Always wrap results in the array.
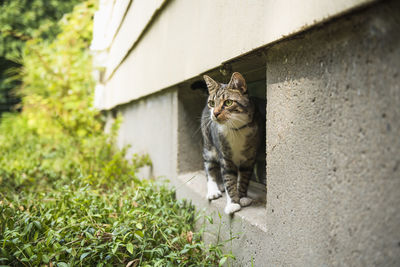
[{"xmin": 173, "ymin": 171, "xmax": 268, "ymax": 265}]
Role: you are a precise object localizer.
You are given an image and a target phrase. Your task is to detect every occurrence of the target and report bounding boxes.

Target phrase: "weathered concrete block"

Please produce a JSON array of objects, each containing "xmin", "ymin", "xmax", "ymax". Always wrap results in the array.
[{"xmin": 266, "ymin": 1, "xmax": 400, "ymax": 265}]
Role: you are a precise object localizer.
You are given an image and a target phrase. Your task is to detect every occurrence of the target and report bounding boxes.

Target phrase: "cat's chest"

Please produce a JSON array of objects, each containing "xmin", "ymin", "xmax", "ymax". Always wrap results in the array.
[{"xmin": 220, "ymin": 127, "xmax": 252, "ymax": 165}]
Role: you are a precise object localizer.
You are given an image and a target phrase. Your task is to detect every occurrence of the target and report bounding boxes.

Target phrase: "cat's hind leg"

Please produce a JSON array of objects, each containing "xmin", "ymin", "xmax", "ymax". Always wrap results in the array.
[
  {"xmin": 238, "ymin": 167, "xmax": 253, "ymax": 207},
  {"xmin": 224, "ymin": 192, "xmax": 241, "ymax": 214},
  {"xmin": 221, "ymin": 159, "xmax": 241, "ymax": 214}
]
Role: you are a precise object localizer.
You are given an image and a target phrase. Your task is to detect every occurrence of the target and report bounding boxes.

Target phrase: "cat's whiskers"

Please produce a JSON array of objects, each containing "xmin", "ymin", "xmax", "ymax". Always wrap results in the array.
[
  {"xmin": 193, "ymin": 120, "xmax": 206, "ymax": 137},
  {"xmin": 193, "ymin": 116, "xmax": 214, "ymax": 138}
]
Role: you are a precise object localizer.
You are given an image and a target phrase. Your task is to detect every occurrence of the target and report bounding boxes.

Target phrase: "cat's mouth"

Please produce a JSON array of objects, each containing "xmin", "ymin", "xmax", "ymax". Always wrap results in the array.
[{"xmin": 211, "ymin": 113, "xmax": 229, "ymax": 124}]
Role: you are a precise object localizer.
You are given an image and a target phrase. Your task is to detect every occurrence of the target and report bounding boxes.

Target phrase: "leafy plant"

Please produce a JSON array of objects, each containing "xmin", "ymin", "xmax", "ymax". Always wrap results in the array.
[
  {"xmin": 0, "ymin": 0, "xmax": 105, "ymax": 192},
  {"xmin": 0, "ymin": 182, "xmax": 229, "ymax": 266},
  {"xmin": 0, "ymin": 0, "xmax": 234, "ymax": 266}
]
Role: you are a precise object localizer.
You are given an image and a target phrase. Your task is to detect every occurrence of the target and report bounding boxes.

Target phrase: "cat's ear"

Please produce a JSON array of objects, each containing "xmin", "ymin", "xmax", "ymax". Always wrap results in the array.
[
  {"xmin": 228, "ymin": 72, "xmax": 247, "ymax": 94},
  {"xmin": 203, "ymin": 75, "xmax": 219, "ymax": 94}
]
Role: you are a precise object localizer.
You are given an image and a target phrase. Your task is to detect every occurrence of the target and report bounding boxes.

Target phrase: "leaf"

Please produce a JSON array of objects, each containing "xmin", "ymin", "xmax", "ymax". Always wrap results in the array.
[
  {"xmin": 112, "ymin": 244, "xmax": 119, "ymax": 254},
  {"xmin": 180, "ymin": 248, "xmax": 189, "ymax": 254},
  {"xmin": 80, "ymin": 252, "xmax": 90, "ymax": 261},
  {"xmin": 126, "ymin": 259, "xmax": 139, "ymax": 267},
  {"xmin": 126, "ymin": 242, "xmax": 134, "ymax": 254},
  {"xmin": 136, "ymin": 223, "xmax": 143, "ymax": 230},
  {"xmin": 134, "ymin": 230, "xmax": 143, "ymax": 239},
  {"xmin": 33, "ymin": 231, "xmax": 39, "ymax": 241},
  {"xmin": 42, "ymin": 254, "xmax": 50, "ymax": 263},
  {"xmin": 71, "ymin": 248, "xmax": 77, "ymax": 257},
  {"xmin": 57, "ymin": 262, "xmax": 68, "ymax": 267},
  {"xmin": 219, "ymin": 256, "xmax": 227, "ymax": 266},
  {"xmin": 171, "ymin": 237, "xmax": 180, "ymax": 244},
  {"xmin": 33, "ymin": 220, "xmax": 42, "ymax": 230}
]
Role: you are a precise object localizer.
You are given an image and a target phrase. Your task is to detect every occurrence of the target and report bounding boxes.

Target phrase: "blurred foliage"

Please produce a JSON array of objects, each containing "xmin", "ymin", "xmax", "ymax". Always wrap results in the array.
[
  {"xmin": 0, "ymin": 0, "xmax": 83, "ymax": 114},
  {"xmin": 0, "ymin": 0, "xmax": 82, "ymax": 58},
  {"xmin": 0, "ymin": 1, "xmax": 233, "ymax": 266},
  {"xmin": 0, "ymin": 0, "xmax": 109, "ymax": 191}
]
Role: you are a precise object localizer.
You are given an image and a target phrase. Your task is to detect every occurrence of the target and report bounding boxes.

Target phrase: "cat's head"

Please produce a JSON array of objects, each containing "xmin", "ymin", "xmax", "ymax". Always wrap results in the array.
[{"xmin": 203, "ymin": 72, "xmax": 253, "ymax": 128}]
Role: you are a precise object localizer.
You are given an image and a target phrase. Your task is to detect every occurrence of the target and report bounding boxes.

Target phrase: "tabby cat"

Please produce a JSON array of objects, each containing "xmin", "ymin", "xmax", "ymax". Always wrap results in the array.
[{"xmin": 201, "ymin": 72, "xmax": 260, "ymax": 214}]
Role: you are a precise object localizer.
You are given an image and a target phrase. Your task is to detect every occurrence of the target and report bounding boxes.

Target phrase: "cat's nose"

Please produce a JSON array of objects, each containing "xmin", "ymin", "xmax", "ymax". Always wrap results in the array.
[{"xmin": 213, "ymin": 110, "xmax": 221, "ymax": 118}]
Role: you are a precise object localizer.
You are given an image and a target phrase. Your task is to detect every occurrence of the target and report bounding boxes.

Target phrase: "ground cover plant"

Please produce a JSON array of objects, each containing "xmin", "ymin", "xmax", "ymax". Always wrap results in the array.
[{"xmin": 0, "ymin": 1, "xmax": 233, "ymax": 266}]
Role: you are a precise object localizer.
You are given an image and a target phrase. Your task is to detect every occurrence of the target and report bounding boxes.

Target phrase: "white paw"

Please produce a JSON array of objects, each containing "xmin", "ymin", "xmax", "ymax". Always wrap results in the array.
[
  {"xmin": 224, "ymin": 203, "xmax": 241, "ymax": 214},
  {"xmin": 240, "ymin": 197, "xmax": 253, "ymax": 207},
  {"xmin": 207, "ymin": 188, "xmax": 222, "ymax": 200},
  {"xmin": 207, "ymin": 179, "xmax": 222, "ymax": 200}
]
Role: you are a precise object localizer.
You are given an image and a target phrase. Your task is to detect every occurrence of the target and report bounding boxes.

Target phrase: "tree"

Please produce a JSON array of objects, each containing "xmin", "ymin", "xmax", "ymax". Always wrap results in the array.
[{"xmin": 0, "ymin": 0, "xmax": 82, "ymax": 115}]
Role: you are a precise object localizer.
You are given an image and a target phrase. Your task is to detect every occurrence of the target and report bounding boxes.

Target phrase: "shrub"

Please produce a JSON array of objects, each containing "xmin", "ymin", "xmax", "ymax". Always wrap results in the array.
[
  {"xmin": 0, "ymin": 0, "xmax": 105, "ymax": 192},
  {"xmin": 0, "ymin": 1, "xmax": 233, "ymax": 266}
]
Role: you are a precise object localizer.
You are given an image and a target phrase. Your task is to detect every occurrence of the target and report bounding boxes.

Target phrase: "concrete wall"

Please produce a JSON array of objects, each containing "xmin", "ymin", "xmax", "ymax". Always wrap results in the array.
[
  {"xmin": 177, "ymin": 86, "xmax": 207, "ymax": 173},
  {"xmin": 95, "ymin": 0, "xmax": 400, "ymax": 265},
  {"xmin": 265, "ymin": 1, "xmax": 400, "ymax": 265},
  {"xmin": 116, "ymin": 89, "xmax": 178, "ymax": 179}
]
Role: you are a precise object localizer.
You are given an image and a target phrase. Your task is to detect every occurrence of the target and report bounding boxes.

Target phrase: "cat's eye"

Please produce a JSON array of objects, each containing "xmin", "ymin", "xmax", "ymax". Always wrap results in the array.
[
  {"xmin": 224, "ymin": 100, "xmax": 234, "ymax": 107},
  {"xmin": 208, "ymin": 100, "xmax": 215, "ymax": 107}
]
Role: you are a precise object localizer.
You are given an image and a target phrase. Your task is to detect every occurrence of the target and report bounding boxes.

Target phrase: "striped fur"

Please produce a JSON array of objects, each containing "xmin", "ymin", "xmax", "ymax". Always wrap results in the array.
[{"xmin": 201, "ymin": 72, "xmax": 261, "ymax": 214}]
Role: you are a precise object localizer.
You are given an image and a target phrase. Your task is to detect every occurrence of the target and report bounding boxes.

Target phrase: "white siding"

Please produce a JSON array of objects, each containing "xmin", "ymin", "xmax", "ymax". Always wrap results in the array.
[{"xmin": 93, "ymin": 0, "xmax": 375, "ymax": 109}]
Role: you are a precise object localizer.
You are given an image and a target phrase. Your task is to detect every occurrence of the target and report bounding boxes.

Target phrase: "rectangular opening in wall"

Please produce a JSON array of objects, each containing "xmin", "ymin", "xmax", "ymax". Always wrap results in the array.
[{"xmin": 177, "ymin": 53, "xmax": 267, "ymax": 205}]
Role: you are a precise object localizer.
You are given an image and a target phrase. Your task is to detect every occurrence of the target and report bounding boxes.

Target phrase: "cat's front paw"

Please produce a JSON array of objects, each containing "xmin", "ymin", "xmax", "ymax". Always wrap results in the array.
[
  {"xmin": 239, "ymin": 197, "xmax": 252, "ymax": 207},
  {"xmin": 207, "ymin": 180, "xmax": 222, "ymax": 200},
  {"xmin": 224, "ymin": 203, "xmax": 241, "ymax": 214},
  {"xmin": 207, "ymin": 189, "xmax": 222, "ymax": 200}
]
